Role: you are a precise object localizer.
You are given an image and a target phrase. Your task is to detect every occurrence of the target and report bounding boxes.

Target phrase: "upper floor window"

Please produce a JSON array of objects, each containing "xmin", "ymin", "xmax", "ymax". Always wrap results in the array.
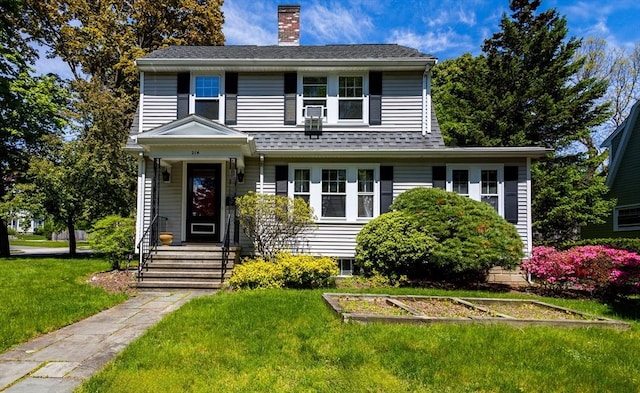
[
  {"xmin": 303, "ymin": 77, "xmax": 327, "ymax": 117},
  {"xmin": 339, "ymin": 76, "xmax": 363, "ymax": 120},
  {"xmin": 299, "ymin": 74, "xmax": 367, "ymax": 124},
  {"xmin": 194, "ymin": 76, "xmax": 220, "ymax": 120}
]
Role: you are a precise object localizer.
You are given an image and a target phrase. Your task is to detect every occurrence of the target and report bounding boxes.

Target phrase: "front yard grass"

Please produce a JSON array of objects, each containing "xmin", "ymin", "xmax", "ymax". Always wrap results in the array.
[
  {"xmin": 80, "ymin": 288, "xmax": 640, "ymax": 393},
  {"xmin": 0, "ymin": 257, "xmax": 128, "ymax": 352}
]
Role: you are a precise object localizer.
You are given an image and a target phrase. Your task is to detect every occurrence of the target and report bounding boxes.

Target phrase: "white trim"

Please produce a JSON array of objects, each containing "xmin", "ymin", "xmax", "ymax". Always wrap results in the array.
[
  {"xmin": 288, "ymin": 163, "xmax": 380, "ymax": 222},
  {"xmin": 190, "ymin": 73, "xmax": 225, "ymax": 123},
  {"xmin": 526, "ymin": 157, "xmax": 532, "ymax": 256},
  {"xmin": 445, "ymin": 164, "xmax": 505, "ymax": 216},
  {"xmin": 135, "ymin": 154, "xmax": 146, "ymax": 251},
  {"xmin": 259, "ymin": 155, "xmax": 265, "ymax": 194},
  {"xmin": 297, "ymin": 73, "xmax": 369, "ymax": 125},
  {"xmin": 422, "ymin": 73, "xmax": 427, "ymax": 135},
  {"xmin": 138, "ymin": 72, "xmax": 144, "ymax": 137},
  {"xmin": 613, "ymin": 203, "xmax": 640, "ymax": 231}
]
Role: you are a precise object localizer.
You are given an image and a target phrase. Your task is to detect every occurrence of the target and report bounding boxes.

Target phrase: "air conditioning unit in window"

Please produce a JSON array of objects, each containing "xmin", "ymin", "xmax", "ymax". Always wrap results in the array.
[{"xmin": 304, "ymin": 105, "xmax": 323, "ymax": 138}]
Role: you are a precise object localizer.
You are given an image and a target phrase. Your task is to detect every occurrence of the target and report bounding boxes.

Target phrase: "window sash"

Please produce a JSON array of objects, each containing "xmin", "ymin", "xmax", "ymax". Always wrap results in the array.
[
  {"xmin": 447, "ymin": 165, "xmax": 504, "ymax": 216},
  {"xmin": 195, "ymin": 76, "xmax": 220, "ymax": 98}
]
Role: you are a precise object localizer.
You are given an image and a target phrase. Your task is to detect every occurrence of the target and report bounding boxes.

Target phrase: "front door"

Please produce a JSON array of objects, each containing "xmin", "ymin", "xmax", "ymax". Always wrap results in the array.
[{"xmin": 186, "ymin": 163, "xmax": 221, "ymax": 242}]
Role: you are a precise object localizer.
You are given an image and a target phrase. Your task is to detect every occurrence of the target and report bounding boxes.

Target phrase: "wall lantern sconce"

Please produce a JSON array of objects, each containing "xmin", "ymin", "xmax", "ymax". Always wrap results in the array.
[
  {"xmin": 237, "ymin": 170, "xmax": 245, "ymax": 184},
  {"xmin": 162, "ymin": 168, "xmax": 171, "ymax": 183}
]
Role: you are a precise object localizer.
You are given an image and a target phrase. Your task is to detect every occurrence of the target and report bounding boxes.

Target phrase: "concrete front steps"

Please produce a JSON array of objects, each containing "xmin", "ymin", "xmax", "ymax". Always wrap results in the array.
[{"xmin": 137, "ymin": 244, "xmax": 240, "ymax": 290}]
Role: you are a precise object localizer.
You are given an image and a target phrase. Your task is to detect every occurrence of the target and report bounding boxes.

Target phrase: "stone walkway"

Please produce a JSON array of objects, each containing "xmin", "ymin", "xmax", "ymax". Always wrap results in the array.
[{"xmin": 0, "ymin": 291, "xmax": 210, "ymax": 392}]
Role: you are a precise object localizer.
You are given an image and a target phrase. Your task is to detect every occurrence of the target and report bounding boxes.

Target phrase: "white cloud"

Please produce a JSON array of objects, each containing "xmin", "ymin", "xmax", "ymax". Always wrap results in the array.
[
  {"xmin": 305, "ymin": 2, "xmax": 373, "ymax": 43},
  {"xmin": 222, "ymin": 1, "xmax": 276, "ymax": 45},
  {"xmin": 388, "ymin": 29, "xmax": 475, "ymax": 56}
]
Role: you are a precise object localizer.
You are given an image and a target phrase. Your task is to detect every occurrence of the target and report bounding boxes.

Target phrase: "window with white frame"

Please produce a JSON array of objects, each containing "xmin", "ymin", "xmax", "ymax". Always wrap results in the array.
[
  {"xmin": 358, "ymin": 169, "xmax": 374, "ymax": 217},
  {"xmin": 303, "ymin": 76, "xmax": 327, "ymax": 117},
  {"xmin": 299, "ymin": 74, "xmax": 367, "ymax": 124},
  {"xmin": 322, "ymin": 169, "xmax": 347, "ymax": 217},
  {"xmin": 194, "ymin": 75, "xmax": 220, "ymax": 120},
  {"xmin": 614, "ymin": 204, "xmax": 640, "ymax": 231},
  {"xmin": 293, "ymin": 169, "xmax": 310, "ymax": 204},
  {"xmin": 289, "ymin": 165, "xmax": 379, "ymax": 221},
  {"xmin": 447, "ymin": 165, "xmax": 504, "ymax": 215},
  {"xmin": 338, "ymin": 76, "xmax": 363, "ymax": 120},
  {"xmin": 481, "ymin": 170, "xmax": 499, "ymax": 212}
]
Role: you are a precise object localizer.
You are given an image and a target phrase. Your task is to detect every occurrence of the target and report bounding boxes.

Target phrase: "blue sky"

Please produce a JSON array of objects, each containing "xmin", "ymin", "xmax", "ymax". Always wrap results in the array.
[
  {"xmin": 35, "ymin": 0, "xmax": 640, "ymax": 76},
  {"xmin": 223, "ymin": 0, "xmax": 640, "ymax": 59}
]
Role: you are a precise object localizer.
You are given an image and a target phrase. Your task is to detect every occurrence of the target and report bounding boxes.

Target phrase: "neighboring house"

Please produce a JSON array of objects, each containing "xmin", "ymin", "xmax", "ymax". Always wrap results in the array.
[
  {"xmin": 126, "ymin": 5, "xmax": 548, "ymax": 272},
  {"xmin": 582, "ymin": 100, "xmax": 640, "ymax": 238},
  {"xmin": 7, "ymin": 213, "xmax": 44, "ymax": 234}
]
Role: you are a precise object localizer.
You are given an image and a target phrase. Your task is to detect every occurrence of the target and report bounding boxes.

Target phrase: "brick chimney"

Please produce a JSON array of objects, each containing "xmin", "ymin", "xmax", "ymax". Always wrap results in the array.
[{"xmin": 278, "ymin": 5, "xmax": 300, "ymax": 46}]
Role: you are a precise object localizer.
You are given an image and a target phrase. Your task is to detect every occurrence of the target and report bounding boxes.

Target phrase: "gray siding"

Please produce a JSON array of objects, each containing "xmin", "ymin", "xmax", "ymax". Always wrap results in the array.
[
  {"xmin": 237, "ymin": 159, "xmax": 530, "ymax": 258},
  {"xmin": 380, "ymin": 72, "xmax": 422, "ymax": 132},
  {"xmin": 142, "ymin": 73, "xmax": 177, "ymax": 132},
  {"xmin": 157, "ymin": 161, "xmax": 183, "ymax": 241},
  {"xmin": 235, "ymin": 74, "xmax": 284, "ymax": 132}
]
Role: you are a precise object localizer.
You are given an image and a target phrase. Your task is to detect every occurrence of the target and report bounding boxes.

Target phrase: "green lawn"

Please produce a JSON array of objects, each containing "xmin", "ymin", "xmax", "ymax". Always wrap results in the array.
[
  {"xmin": 0, "ymin": 257, "xmax": 128, "ymax": 352},
  {"xmin": 80, "ymin": 288, "xmax": 640, "ymax": 392}
]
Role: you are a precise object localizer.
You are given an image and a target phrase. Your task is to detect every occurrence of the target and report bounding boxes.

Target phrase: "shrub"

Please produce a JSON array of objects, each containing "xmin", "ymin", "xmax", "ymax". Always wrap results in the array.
[
  {"xmin": 236, "ymin": 192, "xmax": 316, "ymax": 260},
  {"xmin": 6, "ymin": 227, "xmax": 17, "ymax": 237},
  {"xmin": 355, "ymin": 211, "xmax": 436, "ymax": 280},
  {"xmin": 229, "ymin": 253, "xmax": 339, "ymax": 290},
  {"xmin": 229, "ymin": 259, "xmax": 284, "ymax": 290},
  {"xmin": 523, "ymin": 245, "xmax": 640, "ymax": 297},
  {"xmin": 366, "ymin": 187, "xmax": 524, "ymax": 280},
  {"xmin": 89, "ymin": 216, "xmax": 135, "ymax": 270}
]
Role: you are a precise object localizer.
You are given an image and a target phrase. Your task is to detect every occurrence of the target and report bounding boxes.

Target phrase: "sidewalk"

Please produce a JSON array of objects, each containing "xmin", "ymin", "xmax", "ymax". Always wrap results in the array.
[{"xmin": 0, "ymin": 291, "xmax": 210, "ymax": 392}]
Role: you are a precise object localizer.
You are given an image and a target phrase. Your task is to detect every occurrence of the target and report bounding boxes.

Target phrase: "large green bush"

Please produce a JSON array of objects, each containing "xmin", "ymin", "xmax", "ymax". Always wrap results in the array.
[
  {"xmin": 229, "ymin": 253, "xmax": 338, "ymax": 290},
  {"xmin": 356, "ymin": 187, "xmax": 524, "ymax": 281},
  {"xmin": 355, "ymin": 211, "xmax": 436, "ymax": 280},
  {"xmin": 89, "ymin": 215, "xmax": 135, "ymax": 270}
]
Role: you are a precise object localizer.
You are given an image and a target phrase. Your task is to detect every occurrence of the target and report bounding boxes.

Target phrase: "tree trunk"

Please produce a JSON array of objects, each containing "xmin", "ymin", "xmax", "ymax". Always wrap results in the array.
[
  {"xmin": 67, "ymin": 217, "xmax": 76, "ymax": 258},
  {"xmin": 0, "ymin": 218, "xmax": 10, "ymax": 257}
]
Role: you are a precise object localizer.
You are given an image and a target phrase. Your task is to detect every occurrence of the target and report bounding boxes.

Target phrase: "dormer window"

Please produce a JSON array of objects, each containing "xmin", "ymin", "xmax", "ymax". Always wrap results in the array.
[{"xmin": 194, "ymin": 76, "xmax": 220, "ymax": 120}]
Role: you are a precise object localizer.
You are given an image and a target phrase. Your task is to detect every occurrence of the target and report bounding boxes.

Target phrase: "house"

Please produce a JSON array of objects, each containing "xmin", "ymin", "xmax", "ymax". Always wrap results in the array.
[
  {"xmin": 582, "ymin": 100, "xmax": 640, "ymax": 238},
  {"xmin": 126, "ymin": 5, "xmax": 548, "ymax": 277}
]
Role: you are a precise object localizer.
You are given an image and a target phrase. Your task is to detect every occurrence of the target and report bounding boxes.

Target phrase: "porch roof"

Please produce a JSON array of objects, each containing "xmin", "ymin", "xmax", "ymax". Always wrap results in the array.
[{"xmin": 127, "ymin": 115, "xmax": 256, "ymax": 167}]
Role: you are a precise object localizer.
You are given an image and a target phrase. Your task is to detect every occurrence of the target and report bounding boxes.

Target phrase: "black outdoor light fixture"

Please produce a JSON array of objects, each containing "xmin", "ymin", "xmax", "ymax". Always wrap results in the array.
[
  {"xmin": 237, "ymin": 170, "xmax": 245, "ymax": 183},
  {"xmin": 162, "ymin": 168, "xmax": 170, "ymax": 183}
]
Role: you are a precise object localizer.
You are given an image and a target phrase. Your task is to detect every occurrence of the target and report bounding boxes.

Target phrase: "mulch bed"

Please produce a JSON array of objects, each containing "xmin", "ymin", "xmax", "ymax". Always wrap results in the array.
[{"xmin": 87, "ymin": 270, "xmax": 137, "ymax": 295}]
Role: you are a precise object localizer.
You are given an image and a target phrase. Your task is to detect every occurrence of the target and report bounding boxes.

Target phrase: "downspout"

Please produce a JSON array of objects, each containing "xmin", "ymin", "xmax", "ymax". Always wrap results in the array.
[
  {"xmin": 259, "ymin": 154, "xmax": 265, "ymax": 193},
  {"xmin": 139, "ymin": 71, "xmax": 144, "ymax": 134},
  {"xmin": 422, "ymin": 63, "xmax": 435, "ymax": 136},
  {"xmin": 526, "ymin": 157, "xmax": 533, "ymax": 284}
]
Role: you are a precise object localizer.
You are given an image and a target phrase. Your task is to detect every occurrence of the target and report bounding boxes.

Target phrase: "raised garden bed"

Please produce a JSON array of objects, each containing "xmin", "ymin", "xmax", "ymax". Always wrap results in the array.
[{"xmin": 323, "ymin": 293, "xmax": 630, "ymax": 329}]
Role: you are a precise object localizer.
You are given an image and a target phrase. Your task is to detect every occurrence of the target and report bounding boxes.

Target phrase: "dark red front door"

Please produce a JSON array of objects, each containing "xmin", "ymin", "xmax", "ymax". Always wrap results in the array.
[{"xmin": 186, "ymin": 164, "xmax": 221, "ymax": 242}]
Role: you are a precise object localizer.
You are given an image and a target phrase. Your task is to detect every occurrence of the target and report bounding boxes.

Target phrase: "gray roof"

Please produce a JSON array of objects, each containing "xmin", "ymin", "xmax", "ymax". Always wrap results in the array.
[
  {"xmin": 141, "ymin": 44, "xmax": 436, "ymax": 61},
  {"xmin": 249, "ymin": 130, "xmax": 445, "ymax": 151}
]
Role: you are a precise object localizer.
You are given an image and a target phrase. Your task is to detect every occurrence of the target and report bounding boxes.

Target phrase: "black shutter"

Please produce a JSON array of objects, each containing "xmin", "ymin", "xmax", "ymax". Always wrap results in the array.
[
  {"xmin": 225, "ymin": 72, "xmax": 238, "ymax": 125},
  {"xmin": 380, "ymin": 166, "xmax": 393, "ymax": 213},
  {"xmin": 284, "ymin": 73, "xmax": 297, "ymax": 125},
  {"xmin": 275, "ymin": 165, "xmax": 288, "ymax": 196},
  {"xmin": 504, "ymin": 166, "xmax": 519, "ymax": 224},
  {"xmin": 177, "ymin": 72, "xmax": 190, "ymax": 119},
  {"xmin": 369, "ymin": 71, "xmax": 382, "ymax": 125},
  {"xmin": 432, "ymin": 166, "xmax": 446, "ymax": 189}
]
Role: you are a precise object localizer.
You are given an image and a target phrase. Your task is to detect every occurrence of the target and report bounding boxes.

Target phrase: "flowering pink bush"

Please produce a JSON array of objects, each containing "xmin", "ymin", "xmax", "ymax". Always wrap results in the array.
[{"xmin": 522, "ymin": 245, "xmax": 640, "ymax": 296}]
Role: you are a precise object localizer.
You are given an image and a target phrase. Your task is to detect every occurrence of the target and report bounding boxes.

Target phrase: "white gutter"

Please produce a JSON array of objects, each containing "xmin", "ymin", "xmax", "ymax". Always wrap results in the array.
[{"xmin": 258, "ymin": 147, "xmax": 552, "ymax": 159}]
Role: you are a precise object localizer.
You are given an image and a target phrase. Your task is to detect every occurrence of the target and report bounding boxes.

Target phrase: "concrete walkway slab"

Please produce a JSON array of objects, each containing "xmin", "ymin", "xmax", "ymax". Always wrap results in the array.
[{"xmin": 0, "ymin": 290, "xmax": 211, "ymax": 392}]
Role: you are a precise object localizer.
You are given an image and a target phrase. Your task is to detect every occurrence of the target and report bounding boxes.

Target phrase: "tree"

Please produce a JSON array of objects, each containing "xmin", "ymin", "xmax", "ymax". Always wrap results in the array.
[
  {"xmin": 432, "ymin": 0, "xmax": 613, "ymax": 243},
  {"xmin": 18, "ymin": 0, "xmax": 226, "ymax": 230},
  {"xmin": 236, "ymin": 192, "xmax": 316, "ymax": 260},
  {"xmin": 0, "ymin": 0, "xmax": 69, "ymax": 256}
]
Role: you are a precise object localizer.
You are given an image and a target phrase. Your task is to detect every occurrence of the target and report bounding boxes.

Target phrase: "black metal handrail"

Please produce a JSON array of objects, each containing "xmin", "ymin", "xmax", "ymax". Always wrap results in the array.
[
  {"xmin": 136, "ymin": 215, "xmax": 166, "ymax": 281},
  {"xmin": 221, "ymin": 212, "xmax": 233, "ymax": 282}
]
